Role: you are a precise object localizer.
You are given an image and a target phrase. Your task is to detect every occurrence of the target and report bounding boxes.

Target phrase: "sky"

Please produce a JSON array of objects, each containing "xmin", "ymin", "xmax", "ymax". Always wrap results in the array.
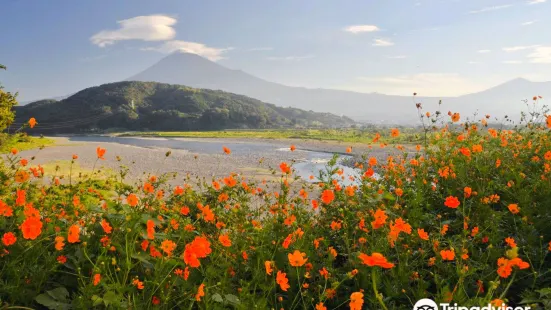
[{"xmin": 1, "ymin": 0, "xmax": 550, "ymax": 102}]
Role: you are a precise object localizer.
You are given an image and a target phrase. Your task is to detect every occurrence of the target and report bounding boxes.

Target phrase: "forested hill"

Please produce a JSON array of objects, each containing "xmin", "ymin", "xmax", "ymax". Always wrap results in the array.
[{"xmin": 13, "ymin": 81, "xmax": 355, "ymax": 133}]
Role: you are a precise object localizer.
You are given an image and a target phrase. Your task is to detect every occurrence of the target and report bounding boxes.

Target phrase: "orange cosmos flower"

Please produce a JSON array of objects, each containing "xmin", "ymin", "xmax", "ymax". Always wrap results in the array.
[
  {"xmin": 20, "ymin": 216, "xmax": 43, "ymax": 240},
  {"xmin": 320, "ymin": 189, "xmax": 335, "ymax": 204},
  {"xmin": 451, "ymin": 112, "xmax": 460, "ymax": 122},
  {"xmin": 315, "ymin": 302, "xmax": 327, "ymax": 310},
  {"xmin": 15, "ymin": 170, "xmax": 29, "ymax": 183},
  {"xmin": 195, "ymin": 283, "xmax": 205, "ymax": 301},
  {"xmin": 28, "ymin": 117, "xmax": 37, "ymax": 128},
  {"xmin": 15, "ymin": 189, "xmax": 26, "ymax": 206},
  {"xmin": 358, "ymin": 252, "xmax": 395, "ymax": 268},
  {"xmin": 547, "ymin": 115, "xmax": 551, "ymax": 129},
  {"xmin": 2, "ymin": 232, "xmax": 17, "ymax": 246},
  {"xmin": 101, "ymin": 219, "xmax": 112, "ymax": 234},
  {"xmin": 93, "ymin": 274, "xmax": 101, "ymax": 286},
  {"xmin": 288, "ymin": 250, "xmax": 308, "ymax": 267},
  {"xmin": 346, "ymin": 146, "xmax": 352, "ymax": 153},
  {"xmin": 279, "ymin": 162, "xmax": 291, "ymax": 174},
  {"xmin": 417, "ymin": 228, "xmax": 429, "ymax": 240},
  {"xmin": 132, "ymin": 279, "xmax": 144, "ymax": 290},
  {"xmin": 391, "ymin": 128, "xmax": 400, "ymax": 137},
  {"xmin": 218, "ymin": 234, "xmax": 232, "ymax": 247},
  {"xmin": 146, "ymin": 220, "xmax": 155, "ymax": 240},
  {"xmin": 507, "ymin": 204, "xmax": 520, "ymax": 214},
  {"xmin": 96, "ymin": 146, "xmax": 106, "ymax": 159},
  {"xmin": 222, "ymin": 146, "xmax": 231, "ymax": 155},
  {"xmin": 68, "ymin": 225, "xmax": 80, "ymax": 243},
  {"xmin": 276, "ymin": 271, "xmax": 290, "ymax": 291},
  {"xmin": 55, "ymin": 236, "xmax": 65, "ymax": 251},
  {"xmin": 161, "ymin": 239, "xmax": 177, "ymax": 256},
  {"xmin": 127, "ymin": 193, "xmax": 139, "ymax": 206},
  {"xmin": 440, "ymin": 249, "xmax": 455, "ymax": 261},
  {"xmin": 349, "ymin": 292, "xmax": 364, "ymax": 310},
  {"xmin": 371, "ymin": 209, "xmax": 387, "ymax": 229},
  {"xmin": 505, "ymin": 237, "xmax": 517, "ymax": 248},
  {"xmin": 20, "ymin": 159, "xmax": 28, "ymax": 166},
  {"xmin": 290, "ymin": 145, "xmax": 296, "ymax": 151},
  {"xmin": 464, "ymin": 187, "xmax": 472, "ymax": 198},
  {"xmin": 265, "ymin": 261, "xmax": 273, "ymax": 275},
  {"xmin": 444, "ymin": 196, "xmax": 460, "ymax": 208}
]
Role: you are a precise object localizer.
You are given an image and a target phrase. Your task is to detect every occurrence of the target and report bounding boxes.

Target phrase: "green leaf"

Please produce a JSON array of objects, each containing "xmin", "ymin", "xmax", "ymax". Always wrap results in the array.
[
  {"xmin": 224, "ymin": 294, "xmax": 241, "ymax": 306},
  {"xmin": 46, "ymin": 287, "xmax": 69, "ymax": 302},
  {"xmin": 103, "ymin": 291, "xmax": 120, "ymax": 307},
  {"xmin": 91, "ymin": 295, "xmax": 103, "ymax": 307},
  {"xmin": 211, "ymin": 293, "xmax": 224, "ymax": 303},
  {"xmin": 131, "ymin": 252, "xmax": 154, "ymax": 267}
]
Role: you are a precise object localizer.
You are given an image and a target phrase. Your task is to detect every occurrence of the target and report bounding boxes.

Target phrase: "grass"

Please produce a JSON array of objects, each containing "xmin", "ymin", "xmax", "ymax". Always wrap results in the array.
[
  {"xmin": 0, "ymin": 134, "xmax": 55, "ymax": 153},
  {"xmin": 119, "ymin": 128, "xmax": 424, "ymax": 145}
]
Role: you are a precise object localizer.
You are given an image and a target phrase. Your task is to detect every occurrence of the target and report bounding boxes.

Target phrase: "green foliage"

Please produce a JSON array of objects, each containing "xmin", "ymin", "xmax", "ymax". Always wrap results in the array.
[
  {"xmin": 14, "ymin": 81, "xmax": 355, "ymax": 133},
  {"xmin": 0, "ymin": 65, "xmax": 17, "ymax": 133}
]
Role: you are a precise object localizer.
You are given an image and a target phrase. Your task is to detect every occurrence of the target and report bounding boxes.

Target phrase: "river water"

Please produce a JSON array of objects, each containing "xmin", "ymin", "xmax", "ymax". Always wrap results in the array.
[{"xmin": 66, "ymin": 136, "xmax": 363, "ymax": 186}]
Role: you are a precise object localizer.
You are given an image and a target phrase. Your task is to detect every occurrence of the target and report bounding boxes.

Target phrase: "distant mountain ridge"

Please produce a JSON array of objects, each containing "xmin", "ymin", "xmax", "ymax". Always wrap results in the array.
[
  {"xmin": 14, "ymin": 81, "xmax": 354, "ymax": 133},
  {"xmin": 128, "ymin": 52, "xmax": 551, "ymax": 123}
]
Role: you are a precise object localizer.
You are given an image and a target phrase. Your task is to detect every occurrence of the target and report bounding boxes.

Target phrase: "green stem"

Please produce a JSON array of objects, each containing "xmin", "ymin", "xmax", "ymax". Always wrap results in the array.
[
  {"xmin": 498, "ymin": 272, "xmax": 516, "ymax": 300},
  {"xmin": 372, "ymin": 268, "xmax": 389, "ymax": 310}
]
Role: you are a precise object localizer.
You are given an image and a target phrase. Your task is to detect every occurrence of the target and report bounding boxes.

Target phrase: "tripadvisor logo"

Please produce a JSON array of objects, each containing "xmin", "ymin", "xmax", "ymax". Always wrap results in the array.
[{"xmin": 413, "ymin": 299, "xmax": 531, "ymax": 310}]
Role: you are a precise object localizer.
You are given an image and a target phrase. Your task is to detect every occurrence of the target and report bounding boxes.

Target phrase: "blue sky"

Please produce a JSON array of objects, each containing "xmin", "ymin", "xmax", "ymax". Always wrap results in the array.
[{"xmin": 1, "ymin": 0, "xmax": 550, "ymax": 101}]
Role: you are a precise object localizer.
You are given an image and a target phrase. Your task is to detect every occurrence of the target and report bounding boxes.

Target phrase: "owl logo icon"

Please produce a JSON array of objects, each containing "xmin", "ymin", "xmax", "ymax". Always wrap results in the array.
[{"xmin": 413, "ymin": 298, "xmax": 439, "ymax": 310}]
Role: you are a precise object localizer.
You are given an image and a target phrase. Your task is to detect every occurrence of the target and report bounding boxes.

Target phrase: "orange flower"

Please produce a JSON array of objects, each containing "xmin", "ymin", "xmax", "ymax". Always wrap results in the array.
[
  {"xmin": 132, "ymin": 279, "xmax": 144, "ymax": 289},
  {"xmin": 349, "ymin": 292, "xmax": 364, "ymax": 310},
  {"xmin": 20, "ymin": 216, "xmax": 43, "ymax": 240},
  {"xmin": 444, "ymin": 196, "xmax": 460, "ymax": 208},
  {"xmin": 440, "ymin": 249, "xmax": 455, "ymax": 261},
  {"xmin": 547, "ymin": 115, "xmax": 551, "ymax": 129},
  {"xmin": 346, "ymin": 146, "xmax": 352, "ymax": 153},
  {"xmin": 276, "ymin": 271, "xmax": 290, "ymax": 291},
  {"xmin": 15, "ymin": 189, "xmax": 26, "ymax": 206},
  {"xmin": 222, "ymin": 146, "xmax": 231, "ymax": 155},
  {"xmin": 127, "ymin": 193, "xmax": 139, "ymax": 206},
  {"xmin": 507, "ymin": 204, "xmax": 520, "ymax": 214},
  {"xmin": 358, "ymin": 252, "xmax": 394, "ymax": 268},
  {"xmin": 68, "ymin": 225, "xmax": 80, "ymax": 243},
  {"xmin": 288, "ymin": 250, "xmax": 308, "ymax": 267},
  {"xmin": 371, "ymin": 209, "xmax": 387, "ymax": 229},
  {"xmin": 28, "ymin": 117, "xmax": 37, "ymax": 128},
  {"xmin": 146, "ymin": 220, "xmax": 155, "ymax": 240},
  {"xmin": 417, "ymin": 228, "xmax": 429, "ymax": 241},
  {"xmin": 195, "ymin": 283, "xmax": 205, "ymax": 301},
  {"xmin": 15, "ymin": 170, "xmax": 29, "ymax": 183},
  {"xmin": 491, "ymin": 299, "xmax": 506, "ymax": 307},
  {"xmin": 391, "ymin": 128, "xmax": 400, "ymax": 137},
  {"xmin": 55, "ymin": 236, "xmax": 65, "ymax": 251},
  {"xmin": 96, "ymin": 146, "xmax": 106, "ymax": 159},
  {"xmin": 319, "ymin": 267, "xmax": 329, "ymax": 279},
  {"xmin": 290, "ymin": 145, "xmax": 296, "ymax": 151},
  {"xmin": 279, "ymin": 162, "xmax": 291, "ymax": 174},
  {"xmin": 161, "ymin": 240, "xmax": 177, "ymax": 256},
  {"xmin": 265, "ymin": 261, "xmax": 273, "ymax": 275},
  {"xmin": 315, "ymin": 302, "xmax": 327, "ymax": 310},
  {"xmin": 93, "ymin": 274, "xmax": 101, "ymax": 286},
  {"xmin": 2, "ymin": 232, "xmax": 17, "ymax": 246},
  {"xmin": 218, "ymin": 234, "xmax": 232, "ymax": 247},
  {"xmin": 320, "ymin": 189, "xmax": 335, "ymax": 204},
  {"xmin": 505, "ymin": 237, "xmax": 517, "ymax": 248},
  {"xmin": 451, "ymin": 112, "xmax": 460, "ymax": 122},
  {"xmin": 101, "ymin": 219, "xmax": 112, "ymax": 234},
  {"xmin": 464, "ymin": 187, "xmax": 472, "ymax": 198}
]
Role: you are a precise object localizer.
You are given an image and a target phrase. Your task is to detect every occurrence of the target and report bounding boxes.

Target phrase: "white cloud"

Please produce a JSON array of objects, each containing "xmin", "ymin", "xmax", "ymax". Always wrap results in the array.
[
  {"xmin": 354, "ymin": 73, "xmax": 488, "ymax": 96},
  {"xmin": 91, "ymin": 15, "xmax": 176, "ymax": 47},
  {"xmin": 478, "ymin": 49, "xmax": 491, "ymax": 53},
  {"xmin": 247, "ymin": 47, "xmax": 273, "ymax": 51},
  {"xmin": 468, "ymin": 61, "xmax": 482, "ymax": 64},
  {"xmin": 527, "ymin": 46, "xmax": 551, "ymax": 63},
  {"xmin": 266, "ymin": 55, "xmax": 315, "ymax": 61},
  {"xmin": 528, "ymin": 0, "xmax": 547, "ymax": 4},
  {"xmin": 503, "ymin": 60, "xmax": 523, "ymax": 64},
  {"xmin": 373, "ymin": 39, "xmax": 394, "ymax": 47},
  {"xmin": 343, "ymin": 25, "xmax": 380, "ymax": 34},
  {"xmin": 387, "ymin": 55, "xmax": 407, "ymax": 59},
  {"xmin": 141, "ymin": 40, "xmax": 233, "ymax": 61},
  {"xmin": 521, "ymin": 20, "xmax": 538, "ymax": 26},
  {"xmin": 469, "ymin": 5, "xmax": 513, "ymax": 14},
  {"xmin": 503, "ymin": 45, "xmax": 540, "ymax": 52}
]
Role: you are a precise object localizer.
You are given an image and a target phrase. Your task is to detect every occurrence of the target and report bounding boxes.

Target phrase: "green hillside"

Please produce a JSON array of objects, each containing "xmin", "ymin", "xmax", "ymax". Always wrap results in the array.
[{"xmin": 14, "ymin": 81, "xmax": 354, "ymax": 133}]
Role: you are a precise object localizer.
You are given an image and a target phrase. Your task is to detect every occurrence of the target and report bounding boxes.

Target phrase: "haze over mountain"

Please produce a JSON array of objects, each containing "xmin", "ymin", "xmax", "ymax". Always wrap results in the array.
[{"xmin": 128, "ymin": 52, "xmax": 551, "ymax": 124}]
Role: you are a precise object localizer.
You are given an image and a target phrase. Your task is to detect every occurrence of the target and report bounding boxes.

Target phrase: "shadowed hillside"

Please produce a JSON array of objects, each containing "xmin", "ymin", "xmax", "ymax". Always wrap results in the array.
[{"xmin": 13, "ymin": 81, "xmax": 354, "ymax": 133}]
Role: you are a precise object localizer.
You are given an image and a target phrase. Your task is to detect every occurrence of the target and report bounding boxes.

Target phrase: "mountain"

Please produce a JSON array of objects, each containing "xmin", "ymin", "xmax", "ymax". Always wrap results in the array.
[
  {"xmin": 13, "ymin": 81, "xmax": 354, "ymax": 133},
  {"xmin": 128, "ymin": 52, "xmax": 551, "ymax": 123}
]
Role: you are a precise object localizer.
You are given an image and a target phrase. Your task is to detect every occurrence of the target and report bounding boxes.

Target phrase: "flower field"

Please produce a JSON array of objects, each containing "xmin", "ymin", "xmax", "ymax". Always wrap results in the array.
[{"xmin": 1, "ymin": 101, "xmax": 551, "ymax": 309}]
